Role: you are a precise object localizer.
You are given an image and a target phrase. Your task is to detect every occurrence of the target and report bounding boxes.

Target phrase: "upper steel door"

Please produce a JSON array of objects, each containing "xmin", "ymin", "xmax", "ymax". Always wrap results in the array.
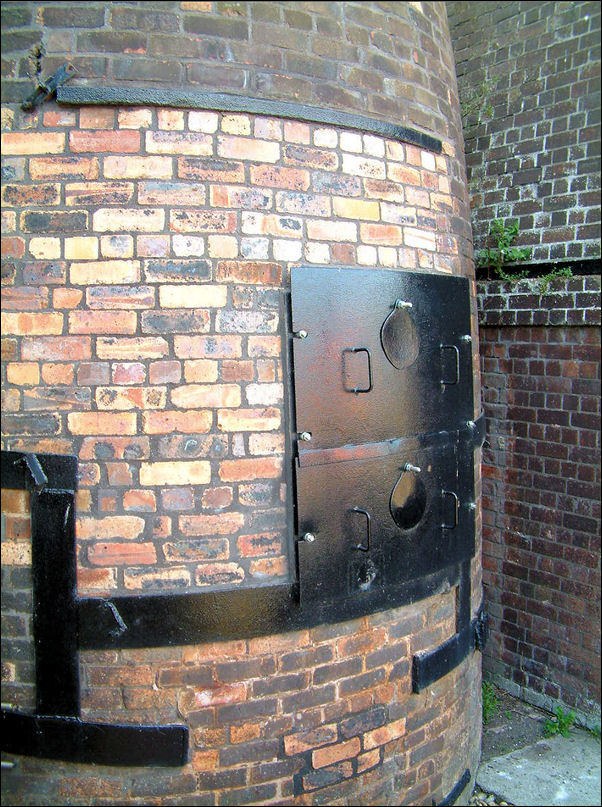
[{"xmin": 290, "ymin": 266, "xmax": 474, "ymax": 451}]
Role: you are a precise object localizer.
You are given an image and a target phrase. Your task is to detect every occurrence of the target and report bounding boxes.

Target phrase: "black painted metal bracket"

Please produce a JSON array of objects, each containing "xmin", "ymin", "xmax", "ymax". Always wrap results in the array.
[
  {"xmin": 21, "ymin": 63, "xmax": 77, "ymax": 111},
  {"xmin": 0, "ymin": 450, "xmax": 189, "ymax": 767},
  {"xmin": 434, "ymin": 768, "xmax": 471, "ymax": 806},
  {"xmin": 56, "ymin": 85, "xmax": 442, "ymax": 153},
  {"xmin": 2, "ymin": 711, "xmax": 188, "ymax": 767}
]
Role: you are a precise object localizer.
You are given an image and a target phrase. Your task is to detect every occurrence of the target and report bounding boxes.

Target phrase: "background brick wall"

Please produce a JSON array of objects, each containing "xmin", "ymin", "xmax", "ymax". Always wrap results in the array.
[
  {"xmin": 478, "ymin": 275, "xmax": 601, "ymax": 725},
  {"xmin": 447, "ymin": 1, "xmax": 601, "ymax": 269}
]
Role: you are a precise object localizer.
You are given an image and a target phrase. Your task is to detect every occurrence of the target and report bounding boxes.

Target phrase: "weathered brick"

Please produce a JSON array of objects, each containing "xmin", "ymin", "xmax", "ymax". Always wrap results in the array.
[
  {"xmin": 68, "ymin": 311, "xmax": 137, "ymax": 335},
  {"xmin": 284, "ymin": 144, "xmax": 338, "ymax": 171},
  {"xmin": 93, "ymin": 208, "xmax": 165, "ymax": 232},
  {"xmin": 249, "ymin": 164, "xmax": 310, "ymax": 190},
  {"xmin": 65, "ymin": 181, "xmax": 134, "ymax": 207},
  {"xmin": 174, "ymin": 335, "xmax": 242, "ymax": 358},
  {"xmin": 178, "ymin": 157, "xmax": 245, "ymax": 183},
  {"xmin": 146, "ymin": 131, "xmax": 212, "ymax": 155},
  {"xmin": 96, "ymin": 336, "xmax": 168, "ymax": 360},
  {"xmin": 69, "ymin": 130, "xmax": 140, "ymax": 153},
  {"xmin": 139, "ymin": 461, "xmax": 211, "ymax": 486},
  {"xmin": 29, "ymin": 156, "xmax": 99, "ymax": 180},
  {"xmin": 1, "ymin": 132, "xmax": 65, "ymax": 154},
  {"xmin": 217, "ymin": 408, "xmax": 281, "ymax": 432},
  {"xmin": 158, "ymin": 285, "xmax": 227, "ymax": 309},
  {"xmin": 216, "ymin": 261, "xmax": 281, "ymax": 285},
  {"xmin": 22, "ymin": 336, "xmax": 91, "ymax": 361},
  {"xmin": 96, "ymin": 386, "xmax": 167, "ymax": 410},
  {"xmin": 333, "ymin": 196, "xmax": 380, "ymax": 220},
  {"xmin": 307, "ymin": 219, "xmax": 357, "ymax": 242},
  {"xmin": 179, "ymin": 512, "xmax": 244, "ymax": 536},
  {"xmin": 2, "ymin": 183, "xmax": 60, "ymax": 207},
  {"xmin": 142, "ymin": 410, "xmax": 212, "ymax": 434},
  {"xmin": 138, "ymin": 181, "xmax": 206, "ymax": 206},
  {"xmin": 171, "ymin": 383, "xmax": 240, "ymax": 409},
  {"xmin": 86, "ymin": 285, "xmax": 154, "ymax": 310},
  {"xmin": 363, "ymin": 717, "xmax": 406, "ymax": 750},
  {"xmin": 68, "ymin": 412, "xmax": 137, "ymax": 435},
  {"xmin": 219, "ymin": 457, "xmax": 282, "ymax": 482},
  {"xmin": 360, "ymin": 223, "xmax": 402, "ymax": 245},
  {"xmin": 217, "ymin": 135, "xmax": 280, "ymax": 163},
  {"xmin": 169, "ymin": 210, "xmax": 236, "ymax": 233},
  {"xmin": 70, "ymin": 260, "xmax": 140, "ymax": 285},
  {"xmin": 21, "ymin": 210, "xmax": 87, "ymax": 234},
  {"xmin": 312, "ymin": 737, "xmax": 361, "ymax": 769},
  {"xmin": 88, "ymin": 542, "xmax": 157, "ymax": 566},
  {"xmin": 77, "ymin": 516, "xmax": 145, "ymax": 541}
]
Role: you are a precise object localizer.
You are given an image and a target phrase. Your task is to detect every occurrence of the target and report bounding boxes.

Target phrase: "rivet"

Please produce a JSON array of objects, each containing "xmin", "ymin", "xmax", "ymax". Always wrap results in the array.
[
  {"xmin": 395, "ymin": 299, "xmax": 413, "ymax": 309},
  {"xmin": 303, "ymin": 532, "xmax": 316, "ymax": 543},
  {"xmin": 294, "ymin": 329, "xmax": 308, "ymax": 339},
  {"xmin": 299, "ymin": 431, "xmax": 312, "ymax": 442}
]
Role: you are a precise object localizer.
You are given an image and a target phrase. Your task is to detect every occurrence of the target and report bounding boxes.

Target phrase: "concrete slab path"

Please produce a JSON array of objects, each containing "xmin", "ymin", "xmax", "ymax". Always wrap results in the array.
[{"xmin": 476, "ymin": 727, "xmax": 601, "ymax": 806}]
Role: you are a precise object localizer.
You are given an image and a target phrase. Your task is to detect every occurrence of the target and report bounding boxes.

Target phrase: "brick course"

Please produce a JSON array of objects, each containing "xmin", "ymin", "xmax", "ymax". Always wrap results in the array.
[
  {"xmin": 478, "ymin": 276, "xmax": 601, "ymax": 722},
  {"xmin": 448, "ymin": 1, "xmax": 601, "ymax": 267}
]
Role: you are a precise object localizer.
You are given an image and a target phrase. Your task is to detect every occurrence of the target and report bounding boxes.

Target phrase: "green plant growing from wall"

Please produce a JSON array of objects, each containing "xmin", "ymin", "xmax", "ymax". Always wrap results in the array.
[
  {"xmin": 460, "ymin": 77, "xmax": 496, "ymax": 127},
  {"xmin": 482, "ymin": 680, "xmax": 499, "ymax": 725},
  {"xmin": 477, "ymin": 218, "xmax": 532, "ymax": 281},
  {"xmin": 542, "ymin": 705, "xmax": 576, "ymax": 738}
]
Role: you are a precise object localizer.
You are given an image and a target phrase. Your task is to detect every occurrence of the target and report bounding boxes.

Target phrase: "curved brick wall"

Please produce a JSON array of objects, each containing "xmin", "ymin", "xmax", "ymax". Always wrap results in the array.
[
  {"xmin": 2, "ymin": 2, "xmax": 463, "ymax": 154},
  {"xmin": 1, "ymin": 3, "xmax": 482, "ymax": 804}
]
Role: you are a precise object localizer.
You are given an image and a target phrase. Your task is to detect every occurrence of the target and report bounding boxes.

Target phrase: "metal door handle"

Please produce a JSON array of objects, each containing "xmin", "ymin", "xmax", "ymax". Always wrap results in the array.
[
  {"xmin": 440, "ymin": 344, "xmax": 460, "ymax": 385},
  {"xmin": 351, "ymin": 507, "xmax": 371, "ymax": 551},
  {"xmin": 441, "ymin": 490, "xmax": 459, "ymax": 529},
  {"xmin": 342, "ymin": 347, "xmax": 373, "ymax": 393}
]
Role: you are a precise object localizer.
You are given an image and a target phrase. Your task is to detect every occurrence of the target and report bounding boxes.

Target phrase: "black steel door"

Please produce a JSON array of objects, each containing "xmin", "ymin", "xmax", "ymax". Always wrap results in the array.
[{"xmin": 289, "ymin": 266, "xmax": 476, "ymax": 605}]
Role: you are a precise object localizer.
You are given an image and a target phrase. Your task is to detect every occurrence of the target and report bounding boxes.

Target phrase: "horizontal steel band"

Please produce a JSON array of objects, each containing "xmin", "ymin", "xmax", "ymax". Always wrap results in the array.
[
  {"xmin": 1, "ymin": 710, "xmax": 188, "ymax": 767},
  {"xmin": 57, "ymin": 85, "xmax": 443, "ymax": 153},
  {"xmin": 297, "ymin": 413, "xmax": 486, "ymax": 468},
  {"xmin": 78, "ymin": 563, "xmax": 460, "ymax": 649}
]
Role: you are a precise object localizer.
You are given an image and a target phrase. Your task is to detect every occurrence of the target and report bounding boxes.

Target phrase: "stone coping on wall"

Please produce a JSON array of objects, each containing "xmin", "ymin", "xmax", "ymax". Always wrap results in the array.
[{"xmin": 477, "ymin": 275, "xmax": 601, "ymax": 328}]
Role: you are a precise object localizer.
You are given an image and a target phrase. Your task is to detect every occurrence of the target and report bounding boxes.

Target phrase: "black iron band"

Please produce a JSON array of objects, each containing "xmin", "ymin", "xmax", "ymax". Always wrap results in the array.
[{"xmin": 56, "ymin": 85, "xmax": 443, "ymax": 153}]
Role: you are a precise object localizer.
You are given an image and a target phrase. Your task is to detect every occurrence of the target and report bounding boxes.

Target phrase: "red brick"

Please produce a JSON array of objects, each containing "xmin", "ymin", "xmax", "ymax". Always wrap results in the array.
[
  {"xmin": 111, "ymin": 363, "xmax": 146, "ymax": 384},
  {"xmin": 219, "ymin": 457, "xmax": 282, "ymax": 482},
  {"xmin": 169, "ymin": 210, "xmax": 237, "ymax": 233},
  {"xmin": 312, "ymin": 737, "xmax": 360, "ymax": 769},
  {"xmin": 201, "ymin": 487, "xmax": 233, "ymax": 510},
  {"xmin": 29, "ymin": 156, "xmax": 99, "ymax": 180},
  {"xmin": 179, "ymin": 512, "xmax": 244, "ymax": 536},
  {"xmin": 22, "ymin": 336, "xmax": 91, "ymax": 361},
  {"xmin": 173, "ymin": 335, "xmax": 242, "ymax": 358},
  {"xmin": 1, "ymin": 132, "xmax": 65, "ymax": 154},
  {"xmin": 250, "ymin": 164, "xmax": 310, "ymax": 190},
  {"xmin": 237, "ymin": 532, "xmax": 282, "ymax": 557},
  {"xmin": 88, "ymin": 542, "xmax": 157, "ymax": 566},
  {"xmin": 68, "ymin": 412, "xmax": 137, "ymax": 435},
  {"xmin": 284, "ymin": 725, "xmax": 338, "ymax": 755},
  {"xmin": 68, "ymin": 311, "xmax": 137, "ymax": 334},
  {"xmin": 216, "ymin": 260, "xmax": 282, "ymax": 285},
  {"xmin": 69, "ymin": 130, "xmax": 140, "ymax": 153},
  {"xmin": 217, "ymin": 408, "xmax": 281, "ymax": 432},
  {"xmin": 142, "ymin": 410, "xmax": 212, "ymax": 434},
  {"xmin": 178, "ymin": 683, "xmax": 247, "ymax": 714},
  {"xmin": 1, "ymin": 236, "xmax": 25, "ymax": 257}
]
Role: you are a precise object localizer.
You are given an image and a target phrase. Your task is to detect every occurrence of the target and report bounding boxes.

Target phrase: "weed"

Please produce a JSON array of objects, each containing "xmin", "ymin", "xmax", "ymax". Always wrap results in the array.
[
  {"xmin": 542, "ymin": 705, "xmax": 576, "ymax": 738},
  {"xmin": 588, "ymin": 725, "xmax": 601, "ymax": 740},
  {"xmin": 482, "ymin": 680, "xmax": 499, "ymax": 725},
  {"xmin": 477, "ymin": 219, "xmax": 532, "ymax": 281},
  {"xmin": 536, "ymin": 266, "xmax": 573, "ymax": 292}
]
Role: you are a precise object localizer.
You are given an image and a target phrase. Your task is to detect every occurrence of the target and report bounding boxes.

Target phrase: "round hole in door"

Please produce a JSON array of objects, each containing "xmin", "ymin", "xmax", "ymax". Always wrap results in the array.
[
  {"xmin": 390, "ymin": 471, "xmax": 427, "ymax": 530},
  {"xmin": 380, "ymin": 307, "xmax": 419, "ymax": 369}
]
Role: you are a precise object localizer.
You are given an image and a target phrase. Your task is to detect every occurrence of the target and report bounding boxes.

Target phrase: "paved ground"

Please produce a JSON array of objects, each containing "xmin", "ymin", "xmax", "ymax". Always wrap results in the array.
[
  {"xmin": 475, "ymin": 728, "xmax": 601, "ymax": 806},
  {"xmin": 469, "ymin": 687, "xmax": 601, "ymax": 806}
]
